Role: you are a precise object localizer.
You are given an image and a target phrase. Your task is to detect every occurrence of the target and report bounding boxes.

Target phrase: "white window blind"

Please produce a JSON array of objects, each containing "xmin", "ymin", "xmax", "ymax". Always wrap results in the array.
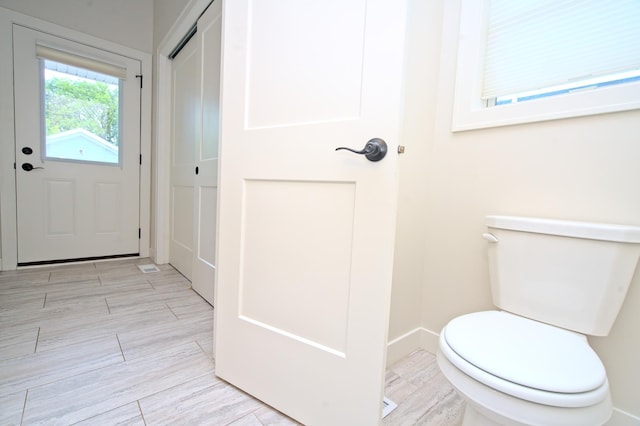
[
  {"xmin": 482, "ymin": 0, "xmax": 640, "ymax": 100},
  {"xmin": 36, "ymin": 44, "xmax": 127, "ymax": 80}
]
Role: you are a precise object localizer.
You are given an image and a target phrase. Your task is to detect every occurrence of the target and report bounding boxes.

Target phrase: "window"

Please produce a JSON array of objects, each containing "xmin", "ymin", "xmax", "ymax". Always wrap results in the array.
[
  {"xmin": 451, "ymin": 0, "xmax": 640, "ymax": 131},
  {"xmin": 43, "ymin": 60, "xmax": 121, "ymax": 164},
  {"xmin": 37, "ymin": 45, "xmax": 126, "ymax": 164}
]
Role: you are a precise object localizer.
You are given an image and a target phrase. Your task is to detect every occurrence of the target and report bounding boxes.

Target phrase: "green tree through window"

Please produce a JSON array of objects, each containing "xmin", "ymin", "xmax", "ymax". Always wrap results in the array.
[
  {"xmin": 45, "ymin": 76, "xmax": 119, "ymax": 145},
  {"xmin": 43, "ymin": 60, "xmax": 120, "ymax": 164}
]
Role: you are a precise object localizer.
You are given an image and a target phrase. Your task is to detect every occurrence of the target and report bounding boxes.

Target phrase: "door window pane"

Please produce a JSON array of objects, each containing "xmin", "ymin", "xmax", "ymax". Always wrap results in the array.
[{"xmin": 43, "ymin": 59, "xmax": 121, "ymax": 165}]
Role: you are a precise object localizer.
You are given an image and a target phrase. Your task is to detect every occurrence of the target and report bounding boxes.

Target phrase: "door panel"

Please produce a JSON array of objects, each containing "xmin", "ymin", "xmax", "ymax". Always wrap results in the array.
[
  {"xmin": 170, "ymin": 0, "xmax": 222, "ymax": 304},
  {"xmin": 191, "ymin": 0, "xmax": 222, "ymax": 305},
  {"xmin": 13, "ymin": 25, "xmax": 141, "ymax": 264},
  {"xmin": 245, "ymin": 1, "xmax": 365, "ymax": 128},
  {"xmin": 240, "ymin": 180, "xmax": 355, "ymax": 354},
  {"xmin": 169, "ymin": 34, "xmax": 200, "ymax": 279},
  {"xmin": 46, "ymin": 180, "xmax": 75, "ymax": 236},
  {"xmin": 95, "ymin": 182, "xmax": 121, "ymax": 233},
  {"xmin": 215, "ymin": 0, "xmax": 408, "ymax": 424}
]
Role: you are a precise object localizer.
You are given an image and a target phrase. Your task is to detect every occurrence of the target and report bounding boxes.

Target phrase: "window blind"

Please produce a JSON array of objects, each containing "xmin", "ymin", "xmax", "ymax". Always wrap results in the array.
[
  {"xmin": 482, "ymin": 0, "xmax": 640, "ymax": 99},
  {"xmin": 36, "ymin": 44, "xmax": 127, "ymax": 80}
]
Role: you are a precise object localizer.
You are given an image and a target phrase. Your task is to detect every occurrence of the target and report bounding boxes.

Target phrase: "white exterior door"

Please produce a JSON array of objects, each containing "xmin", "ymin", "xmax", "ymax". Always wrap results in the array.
[
  {"xmin": 170, "ymin": 1, "xmax": 222, "ymax": 304},
  {"xmin": 13, "ymin": 25, "xmax": 141, "ymax": 265},
  {"xmin": 215, "ymin": 1, "xmax": 407, "ymax": 424}
]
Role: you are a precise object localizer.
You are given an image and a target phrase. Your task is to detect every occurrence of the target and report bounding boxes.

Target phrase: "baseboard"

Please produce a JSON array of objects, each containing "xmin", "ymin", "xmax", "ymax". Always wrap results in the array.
[
  {"xmin": 608, "ymin": 407, "xmax": 640, "ymax": 426},
  {"xmin": 386, "ymin": 326, "xmax": 439, "ymax": 367}
]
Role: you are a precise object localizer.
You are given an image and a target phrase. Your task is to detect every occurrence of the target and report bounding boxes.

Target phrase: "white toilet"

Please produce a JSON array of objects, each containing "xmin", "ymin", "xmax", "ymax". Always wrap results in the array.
[{"xmin": 437, "ymin": 215, "xmax": 640, "ymax": 426}]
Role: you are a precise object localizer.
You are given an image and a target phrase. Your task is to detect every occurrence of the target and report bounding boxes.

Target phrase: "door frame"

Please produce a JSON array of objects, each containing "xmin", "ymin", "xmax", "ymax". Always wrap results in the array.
[
  {"xmin": 0, "ymin": 7, "xmax": 152, "ymax": 270},
  {"xmin": 153, "ymin": 0, "xmax": 213, "ymax": 265}
]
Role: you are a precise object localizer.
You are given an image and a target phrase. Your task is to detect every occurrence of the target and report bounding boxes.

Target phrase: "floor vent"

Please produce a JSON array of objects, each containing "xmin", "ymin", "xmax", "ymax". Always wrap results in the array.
[
  {"xmin": 137, "ymin": 264, "xmax": 161, "ymax": 273},
  {"xmin": 382, "ymin": 396, "xmax": 397, "ymax": 418}
]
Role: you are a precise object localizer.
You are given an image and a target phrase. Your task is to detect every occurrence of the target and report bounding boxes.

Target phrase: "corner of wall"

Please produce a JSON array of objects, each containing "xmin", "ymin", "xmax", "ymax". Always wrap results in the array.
[
  {"xmin": 609, "ymin": 408, "xmax": 640, "ymax": 426},
  {"xmin": 387, "ymin": 326, "xmax": 440, "ymax": 367}
]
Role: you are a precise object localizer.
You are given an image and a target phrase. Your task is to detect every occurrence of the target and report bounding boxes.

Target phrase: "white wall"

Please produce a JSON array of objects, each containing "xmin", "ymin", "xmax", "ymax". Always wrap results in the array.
[
  {"xmin": 387, "ymin": 0, "xmax": 441, "ymax": 357},
  {"xmin": 0, "ymin": 0, "xmax": 153, "ymax": 53},
  {"xmin": 392, "ymin": 0, "xmax": 640, "ymax": 420},
  {"xmin": 153, "ymin": 0, "xmax": 191, "ymax": 51}
]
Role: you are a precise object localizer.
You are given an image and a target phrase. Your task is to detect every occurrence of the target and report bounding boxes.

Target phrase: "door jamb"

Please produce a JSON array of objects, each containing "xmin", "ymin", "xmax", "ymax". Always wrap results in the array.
[{"xmin": 0, "ymin": 7, "xmax": 152, "ymax": 270}]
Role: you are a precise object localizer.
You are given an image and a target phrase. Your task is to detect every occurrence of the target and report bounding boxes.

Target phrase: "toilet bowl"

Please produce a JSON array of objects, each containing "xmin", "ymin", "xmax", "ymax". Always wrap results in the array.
[
  {"xmin": 437, "ymin": 311, "xmax": 612, "ymax": 425},
  {"xmin": 436, "ymin": 216, "xmax": 640, "ymax": 426}
]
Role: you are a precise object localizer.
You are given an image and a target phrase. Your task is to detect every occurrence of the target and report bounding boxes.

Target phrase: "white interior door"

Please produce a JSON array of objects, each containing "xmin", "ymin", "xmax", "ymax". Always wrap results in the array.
[
  {"xmin": 169, "ymin": 32, "xmax": 200, "ymax": 280},
  {"xmin": 191, "ymin": 0, "xmax": 222, "ymax": 305},
  {"xmin": 215, "ymin": 1, "xmax": 408, "ymax": 424},
  {"xmin": 13, "ymin": 25, "xmax": 141, "ymax": 265},
  {"xmin": 170, "ymin": 1, "xmax": 222, "ymax": 304}
]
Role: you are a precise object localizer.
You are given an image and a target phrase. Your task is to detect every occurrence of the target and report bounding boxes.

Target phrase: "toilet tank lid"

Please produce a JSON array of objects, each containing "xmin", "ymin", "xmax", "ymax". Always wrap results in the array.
[{"xmin": 486, "ymin": 215, "xmax": 640, "ymax": 243}]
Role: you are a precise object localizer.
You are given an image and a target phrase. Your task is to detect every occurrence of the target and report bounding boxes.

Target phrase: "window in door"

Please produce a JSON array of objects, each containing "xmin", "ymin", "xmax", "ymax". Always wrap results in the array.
[{"xmin": 39, "ymin": 47, "xmax": 126, "ymax": 165}]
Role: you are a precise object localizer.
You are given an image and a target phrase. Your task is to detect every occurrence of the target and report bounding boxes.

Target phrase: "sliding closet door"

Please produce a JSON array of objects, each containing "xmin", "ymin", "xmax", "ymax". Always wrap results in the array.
[
  {"xmin": 169, "ymin": 32, "xmax": 199, "ymax": 280},
  {"xmin": 191, "ymin": 1, "xmax": 222, "ymax": 304},
  {"xmin": 170, "ymin": 1, "xmax": 221, "ymax": 305}
]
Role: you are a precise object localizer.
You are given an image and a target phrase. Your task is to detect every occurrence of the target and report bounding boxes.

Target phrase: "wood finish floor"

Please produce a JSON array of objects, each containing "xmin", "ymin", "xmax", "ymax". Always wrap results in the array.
[{"xmin": 0, "ymin": 258, "xmax": 463, "ymax": 425}]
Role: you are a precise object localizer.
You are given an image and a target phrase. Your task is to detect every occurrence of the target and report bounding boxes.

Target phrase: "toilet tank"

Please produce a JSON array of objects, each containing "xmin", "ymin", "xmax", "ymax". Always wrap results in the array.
[{"xmin": 485, "ymin": 216, "xmax": 640, "ymax": 336}]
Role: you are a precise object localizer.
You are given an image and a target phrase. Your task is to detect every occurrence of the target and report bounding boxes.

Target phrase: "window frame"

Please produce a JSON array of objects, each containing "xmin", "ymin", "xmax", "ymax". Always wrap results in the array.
[{"xmin": 451, "ymin": 0, "xmax": 640, "ymax": 132}]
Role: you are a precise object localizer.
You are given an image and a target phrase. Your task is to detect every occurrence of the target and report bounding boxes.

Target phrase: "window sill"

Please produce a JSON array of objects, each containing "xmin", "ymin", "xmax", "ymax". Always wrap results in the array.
[{"xmin": 452, "ymin": 81, "xmax": 640, "ymax": 132}]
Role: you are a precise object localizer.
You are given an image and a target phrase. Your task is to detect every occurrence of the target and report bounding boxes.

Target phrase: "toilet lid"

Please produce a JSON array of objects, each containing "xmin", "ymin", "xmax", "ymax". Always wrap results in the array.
[{"xmin": 443, "ymin": 311, "xmax": 606, "ymax": 394}]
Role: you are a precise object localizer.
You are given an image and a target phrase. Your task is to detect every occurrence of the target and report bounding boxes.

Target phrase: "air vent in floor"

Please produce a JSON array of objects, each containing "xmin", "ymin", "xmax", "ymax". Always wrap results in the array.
[
  {"xmin": 382, "ymin": 396, "xmax": 397, "ymax": 418},
  {"xmin": 137, "ymin": 264, "xmax": 160, "ymax": 273}
]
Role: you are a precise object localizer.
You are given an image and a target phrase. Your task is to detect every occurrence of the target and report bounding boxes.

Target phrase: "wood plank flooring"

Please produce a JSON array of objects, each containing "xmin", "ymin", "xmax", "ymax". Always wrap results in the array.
[{"xmin": 0, "ymin": 258, "xmax": 463, "ymax": 425}]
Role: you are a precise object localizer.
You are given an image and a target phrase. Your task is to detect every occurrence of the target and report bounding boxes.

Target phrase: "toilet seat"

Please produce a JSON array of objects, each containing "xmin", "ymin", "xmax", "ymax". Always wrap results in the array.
[{"xmin": 440, "ymin": 311, "xmax": 609, "ymax": 408}]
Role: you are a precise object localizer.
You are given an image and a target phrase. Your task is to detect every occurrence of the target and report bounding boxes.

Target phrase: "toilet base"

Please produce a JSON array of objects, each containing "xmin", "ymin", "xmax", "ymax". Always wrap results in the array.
[
  {"xmin": 462, "ymin": 403, "xmax": 505, "ymax": 426},
  {"xmin": 437, "ymin": 350, "xmax": 612, "ymax": 426}
]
